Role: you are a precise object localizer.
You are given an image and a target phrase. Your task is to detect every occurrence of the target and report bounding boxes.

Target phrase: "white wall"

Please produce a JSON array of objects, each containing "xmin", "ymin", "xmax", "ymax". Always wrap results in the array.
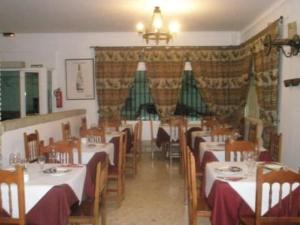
[
  {"xmin": 0, "ymin": 31, "xmax": 239, "ymax": 127},
  {"xmin": 241, "ymin": 0, "xmax": 300, "ymax": 170},
  {"xmin": 1, "ymin": 115, "xmax": 82, "ymax": 167}
]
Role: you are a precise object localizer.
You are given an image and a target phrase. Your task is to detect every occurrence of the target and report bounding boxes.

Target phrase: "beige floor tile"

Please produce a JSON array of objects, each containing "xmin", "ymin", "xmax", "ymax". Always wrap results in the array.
[{"xmin": 105, "ymin": 152, "xmax": 211, "ymax": 225}]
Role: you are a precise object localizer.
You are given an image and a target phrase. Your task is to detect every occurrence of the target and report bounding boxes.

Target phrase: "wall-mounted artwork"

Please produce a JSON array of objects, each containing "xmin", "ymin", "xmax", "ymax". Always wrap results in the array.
[{"xmin": 65, "ymin": 58, "xmax": 95, "ymax": 100}]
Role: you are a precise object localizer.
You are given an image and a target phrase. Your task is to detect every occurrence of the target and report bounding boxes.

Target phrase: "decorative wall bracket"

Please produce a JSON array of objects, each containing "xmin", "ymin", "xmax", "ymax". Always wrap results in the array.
[
  {"xmin": 263, "ymin": 34, "xmax": 300, "ymax": 57},
  {"xmin": 284, "ymin": 78, "xmax": 300, "ymax": 87}
]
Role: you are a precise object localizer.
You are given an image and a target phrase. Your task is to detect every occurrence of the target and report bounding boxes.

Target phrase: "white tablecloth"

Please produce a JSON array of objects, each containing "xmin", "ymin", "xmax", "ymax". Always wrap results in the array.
[
  {"xmin": 1, "ymin": 163, "xmax": 86, "ymax": 218},
  {"xmin": 75, "ymin": 142, "xmax": 114, "ymax": 165},
  {"xmin": 200, "ymin": 142, "xmax": 266, "ymax": 164},
  {"xmin": 159, "ymin": 124, "xmax": 179, "ymax": 141},
  {"xmin": 205, "ymin": 161, "xmax": 299, "ymax": 215},
  {"xmin": 105, "ymin": 131, "xmax": 122, "ymax": 142}
]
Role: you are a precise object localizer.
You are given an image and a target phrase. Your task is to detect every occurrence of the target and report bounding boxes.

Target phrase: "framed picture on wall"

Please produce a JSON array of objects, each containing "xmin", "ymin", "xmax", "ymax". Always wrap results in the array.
[{"xmin": 65, "ymin": 58, "xmax": 95, "ymax": 100}]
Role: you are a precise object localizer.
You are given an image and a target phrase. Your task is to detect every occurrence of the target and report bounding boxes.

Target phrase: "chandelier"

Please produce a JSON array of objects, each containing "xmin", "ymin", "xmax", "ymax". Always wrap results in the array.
[{"xmin": 136, "ymin": 6, "xmax": 180, "ymax": 45}]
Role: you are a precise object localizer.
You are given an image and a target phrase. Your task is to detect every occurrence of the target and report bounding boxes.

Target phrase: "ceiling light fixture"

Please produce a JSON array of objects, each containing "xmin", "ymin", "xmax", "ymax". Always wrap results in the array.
[{"xmin": 136, "ymin": 6, "xmax": 180, "ymax": 45}]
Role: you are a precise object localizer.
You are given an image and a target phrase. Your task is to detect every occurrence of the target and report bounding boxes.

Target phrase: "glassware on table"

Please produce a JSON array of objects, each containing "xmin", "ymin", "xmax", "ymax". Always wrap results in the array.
[
  {"xmin": 9, "ymin": 153, "xmax": 20, "ymax": 167},
  {"xmin": 37, "ymin": 155, "xmax": 46, "ymax": 171},
  {"xmin": 243, "ymin": 151, "xmax": 256, "ymax": 176}
]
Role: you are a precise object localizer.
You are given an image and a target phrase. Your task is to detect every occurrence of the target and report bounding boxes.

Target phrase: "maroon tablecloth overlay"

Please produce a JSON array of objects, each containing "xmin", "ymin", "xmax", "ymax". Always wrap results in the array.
[
  {"xmin": 207, "ymin": 181, "xmax": 300, "ymax": 225},
  {"xmin": 155, "ymin": 127, "xmax": 170, "ymax": 148},
  {"xmin": 200, "ymin": 150, "xmax": 298, "ymax": 225},
  {"xmin": 185, "ymin": 127, "xmax": 202, "ymax": 149}
]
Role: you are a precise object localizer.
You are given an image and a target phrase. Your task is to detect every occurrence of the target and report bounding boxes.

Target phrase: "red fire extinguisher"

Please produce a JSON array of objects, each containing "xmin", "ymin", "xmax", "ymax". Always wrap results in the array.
[{"xmin": 54, "ymin": 88, "xmax": 63, "ymax": 108}]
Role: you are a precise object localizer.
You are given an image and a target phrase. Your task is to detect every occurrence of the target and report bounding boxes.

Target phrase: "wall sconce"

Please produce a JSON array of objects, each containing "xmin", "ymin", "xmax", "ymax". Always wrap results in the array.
[{"xmin": 263, "ymin": 34, "xmax": 300, "ymax": 57}]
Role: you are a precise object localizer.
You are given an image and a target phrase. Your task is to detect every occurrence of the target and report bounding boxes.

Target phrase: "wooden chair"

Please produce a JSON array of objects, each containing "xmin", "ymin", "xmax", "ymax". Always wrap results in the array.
[
  {"xmin": 81, "ymin": 127, "xmax": 106, "ymax": 143},
  {"xmin": 69, "ymin": 157, "xmax": 109, "ymax": 225},
  {"xmin": 225, "ymin": 140, "xmax": 255, "ymax": 161},
  {"xmin": 79, "ymin": 117, "xmax": 87, "ymax": 136},
  {"xmin": 99, "ymin": 118, "xmax": 121, "ymax": 132},
  {"xmin": 40, "ymin": 139, "xmax": 77, "ymax": 164},
  {"xmin": 0, "ymin": 166, "xmax": 26, "ymax": 225},
  {"xmin": 240, "ymin": 165, "xmax": 300, "ymax": 225},
  {"xmin": 187, "ymin": 150, "xmax": 211, "ymax": 225},
  {"xmin": 167, "ymin": 116, "xmax": 187, "ymax": 165},
  {"xmin": 202, "ymin": 117, "xmax": 220, "ymax": 131},
  {"xmin": 269, "ymin": 132, "xmax": 282, "ymax": 162},
  {"xmin": 210, "ymin": 127, "xmax": 233, "ymax": 142},
  {"xmin": 23, "ymin": 129, "xmax": 40, "ymax": 162},
  {"xmin": 150, "ymin": 118, "xmax": 158, "ymax": 159},
  {"xmin": 107, "ymin": 132, "xmax": 126, "ymax": 207},
  {"xmin": 126, "ymin": 121, "xmax": 140, "ymax": 176},
  {"xmin": 247, "ymin": 123, "xmax": 257, "ymax": 143},
  {"xmin": 136, "ymin": 118, "xmax": 143, "ymax": 160},
  {"xmin": 62, "ymin": 121, "xmax": 71, "ymax": 140}
]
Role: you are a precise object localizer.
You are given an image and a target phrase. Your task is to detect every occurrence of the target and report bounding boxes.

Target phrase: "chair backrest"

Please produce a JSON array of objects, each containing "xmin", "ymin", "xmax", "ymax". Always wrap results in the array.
[
  {"xmin": 202, "ymin": 118, "xmax": 220, "ymax": 131},
  {"xmin": 92, "ymin": 157, "xmax": 109, "ymax": 225},
  {"xmin": 0, "ymin": 166, "xmax": 26, "ymax": 225},
  {"xmin": 113, "ymin": 132, "xmax": 126, "ymax": 174},
  {"xmin": 211, "ymin": 127, "xmax": 233, "ymax": 142},
  {"xmin": 247, "ymin": 123, "xmax": 257, "ymax": 143},
  {"xmin": 269, "ymin": 132, "xmax": 282, "ymax": 162},
  {"xmin": 150, "ymin": 118, "xmax": 155, "ymax": 142},
  {"xmin": 187, "ymin": 149, "xmax": 198, "ymax": 213},
  {"xmin": 81, "ymin": 117, "xmax": 87, "ymax": 130},
  {"xmin": 79, "ymin": 117, "xmax": 87, "ymax": 136},
  {"xmin": 24, "ymin": 129, "xmax": 40, "ymax": 162},
  {"xmin": 137, "ymin": 119, "xmax": 142, "ymax": 153},
  {"xmin": 255, "ymin": 165, "xmax": 300, "ymax": 225},
  {"xmin": 62, "ymin": 121, "xmax": 71, "ymax": 140},
  {"xmin": 168, "ymin": 116, "xmax": 187, "ymax": 142},
  {"xmin": 40, "ymin": 139, "xmax": 75, "ymax": 164},
  {"xmin": 225, "ymin": 140, "xmax": 255, "ymax": 161},
  {"xmin": 81, "ymin": 127, "xmax": 106, "ymax": 143},
  {"xmin": 179, "ymin": 127, "xmax": 188, "ymax": 182}
]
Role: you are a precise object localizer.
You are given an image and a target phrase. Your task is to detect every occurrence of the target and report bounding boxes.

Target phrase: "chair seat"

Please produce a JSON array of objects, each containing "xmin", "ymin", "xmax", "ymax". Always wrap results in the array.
[{"xmin": 240, "ymin": 216, "xmax": 255, "ymax": 225}]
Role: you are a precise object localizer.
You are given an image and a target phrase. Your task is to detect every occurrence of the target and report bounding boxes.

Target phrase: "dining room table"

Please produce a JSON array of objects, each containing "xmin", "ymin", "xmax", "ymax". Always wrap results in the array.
[
  {"xmin": 156, "ymin": 120, "xmax": 202, "ymax": 148},
  {"xmin": 1, "ymin": 162, "xmax": 91, "ymax": 225},
  {"xmin": 205, "ymin": 161, "xmax": 300, "ymax": 225},
  {"xmin": 198, "ymin": 141, "xmax": 272, "ymax": 172}
]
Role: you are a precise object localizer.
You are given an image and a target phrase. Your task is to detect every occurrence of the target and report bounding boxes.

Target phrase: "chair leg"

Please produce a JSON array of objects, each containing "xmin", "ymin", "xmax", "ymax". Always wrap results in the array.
[
  {"xmin": 100, "ymin": 192, "xmax": 106, "ymax": 225},
  {"xmin": 117, "ymin": 177, "xmax": 123, "ymax": 207}
]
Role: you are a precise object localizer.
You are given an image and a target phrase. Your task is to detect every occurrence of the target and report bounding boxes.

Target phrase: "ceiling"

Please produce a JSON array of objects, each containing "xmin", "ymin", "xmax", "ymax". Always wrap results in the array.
[{"xmin": 0, "ymin": 0, "xmax": 281, "ymax": 33}]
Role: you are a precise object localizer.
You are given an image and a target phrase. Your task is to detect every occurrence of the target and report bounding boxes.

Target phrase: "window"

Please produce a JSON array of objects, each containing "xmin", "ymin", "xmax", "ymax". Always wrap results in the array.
[
  {"xmin": 0, "ymin": 68, "xmax": 52, "ymax": 121},
  {"xmin": 176, "ymin": 71, "xmax": 208, "ymax": 120},
  {"xmin": 122, "ymin": 70, "xmax": 209, "ymax": 121},
  {"xmin": 121, "ymin": 71, "xmax": 157, "ymax": 120}
]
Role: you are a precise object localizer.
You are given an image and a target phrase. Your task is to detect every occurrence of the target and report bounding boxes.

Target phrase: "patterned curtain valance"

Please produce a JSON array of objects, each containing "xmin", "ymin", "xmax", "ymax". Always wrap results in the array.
[
  {"xmin": 94, "ymin": 46, "xmax": 247, "ymax": 62},
  {"xmin": 94, "ymin": 17, "xmax": 281, "ymax": 122}
]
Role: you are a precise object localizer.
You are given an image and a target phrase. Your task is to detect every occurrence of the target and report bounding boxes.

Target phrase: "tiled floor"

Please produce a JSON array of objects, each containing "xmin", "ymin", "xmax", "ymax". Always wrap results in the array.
[{"xmin": 106, "ymin": 152, "xmax": 211, "ymax": 225}]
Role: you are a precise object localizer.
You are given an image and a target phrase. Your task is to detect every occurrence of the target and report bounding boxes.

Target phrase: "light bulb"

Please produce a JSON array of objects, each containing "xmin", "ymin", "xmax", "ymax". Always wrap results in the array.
[
  {"xmin": 136, "ymin": 22, "xmax": 144, "ymax": 33},
  {"xmin": 169, "ymin": 21, "xmax": 180, "ymax": 34}
]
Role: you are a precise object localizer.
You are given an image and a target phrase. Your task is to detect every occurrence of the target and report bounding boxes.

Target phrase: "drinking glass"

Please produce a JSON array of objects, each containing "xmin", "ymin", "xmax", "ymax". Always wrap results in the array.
[
  {"xmin": 9, "ymin": 153, "xmax": 20, "ymax": 167},
  {"xmin": 243, "ymin": 151, "xmax": 256, "ymax": 176},
  {"xmin": 37, "ymin": 155, "xmax": 46, "ymax": 171}
]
